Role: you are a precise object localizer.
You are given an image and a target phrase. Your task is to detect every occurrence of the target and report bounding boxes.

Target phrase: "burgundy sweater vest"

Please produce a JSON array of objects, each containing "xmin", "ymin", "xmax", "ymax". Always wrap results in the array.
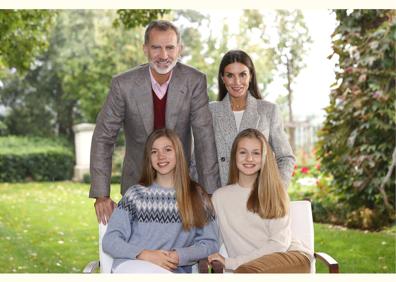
[{"xmin": 152, "ymin": 89, "xmax": 168, "ymax": 130}]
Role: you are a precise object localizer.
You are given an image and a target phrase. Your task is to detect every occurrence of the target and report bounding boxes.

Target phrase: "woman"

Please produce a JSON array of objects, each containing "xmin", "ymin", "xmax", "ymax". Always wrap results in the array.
[
  {"xmin": 208, "ymin": 129, "xmax": 312, "ymax": 273},
  {"xmin": 210, "ymin": 50, "xmax": 295, "ymax": 187},
  {"xmin": 102, "ymin": 128, "xmax": 219, "ymax": 273}
]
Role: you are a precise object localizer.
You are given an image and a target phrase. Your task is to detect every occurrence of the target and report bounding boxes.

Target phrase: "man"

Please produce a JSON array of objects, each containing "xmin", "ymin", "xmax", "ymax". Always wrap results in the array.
[{"xmin": 89, "ymin": 20, "xmax": 220, "ymax": 224}]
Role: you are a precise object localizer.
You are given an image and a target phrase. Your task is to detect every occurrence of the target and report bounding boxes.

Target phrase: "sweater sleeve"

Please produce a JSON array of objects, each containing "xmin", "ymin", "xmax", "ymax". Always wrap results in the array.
[
  {"xmin": 224, "ymin": 215, "xmax": 292, "ymax": 270},
  {"xmin": 102, "ymin": 200, "xmax": 144, "ymax": 260},
  {"xmin": 173, "ymin": 218, "xmax": 219, "ymax": 266}
]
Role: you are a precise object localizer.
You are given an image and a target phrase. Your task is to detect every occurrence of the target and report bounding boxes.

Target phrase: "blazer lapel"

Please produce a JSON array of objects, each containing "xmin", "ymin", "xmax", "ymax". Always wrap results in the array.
[
  {"xmin": 166, "ymin": 63, "xmax": 186, "ymax": 130},
  {"xmin": 218, "ymin": 94, "xmax": 238, "ymax": 136},
  {"xmin": 134, "ymin": 65, "xmax": 154, "ymax": 135},
  {"xmin": 239, "ymin": 93, "xmax": 260, "ymax": 131}
]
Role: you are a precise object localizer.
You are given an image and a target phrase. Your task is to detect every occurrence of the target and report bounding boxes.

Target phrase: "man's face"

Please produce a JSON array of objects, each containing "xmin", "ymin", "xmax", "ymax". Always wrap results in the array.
[{"xmin": 143, "ymin": 28, "xmax": 181, "ymax": 75}]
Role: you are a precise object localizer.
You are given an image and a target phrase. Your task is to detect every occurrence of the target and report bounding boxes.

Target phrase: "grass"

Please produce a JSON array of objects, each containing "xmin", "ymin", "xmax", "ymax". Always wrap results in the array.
[{"xmin": 0, "ymin": 181, "xmax": 394, "ymax": 273}]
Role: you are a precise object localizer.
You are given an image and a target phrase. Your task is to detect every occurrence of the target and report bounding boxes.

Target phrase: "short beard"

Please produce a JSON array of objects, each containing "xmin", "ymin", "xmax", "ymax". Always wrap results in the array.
[{"xmin": 150, "ymin": 59, "xmax": 178, "ymax": 75}]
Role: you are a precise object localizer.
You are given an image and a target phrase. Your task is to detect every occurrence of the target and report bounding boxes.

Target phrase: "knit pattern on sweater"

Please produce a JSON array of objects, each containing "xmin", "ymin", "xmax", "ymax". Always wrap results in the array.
[{"xmin": 118, "ymin": 184, "xmax": 182, "ymax": 224}]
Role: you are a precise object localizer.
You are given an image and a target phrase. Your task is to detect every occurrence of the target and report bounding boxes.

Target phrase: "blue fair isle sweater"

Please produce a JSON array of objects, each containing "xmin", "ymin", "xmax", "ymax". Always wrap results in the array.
[{"xmin": 102, "ymin": 183, "xmax": 219, "ymax": 273}]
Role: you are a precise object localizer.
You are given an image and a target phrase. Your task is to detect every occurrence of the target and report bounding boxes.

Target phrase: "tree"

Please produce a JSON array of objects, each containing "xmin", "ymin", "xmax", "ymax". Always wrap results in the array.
[
  {"xmin": 175, "ymin": 10, "xmax": 229, "ymax": 100},
  {"xmin": 317, "ymin": 10, "xmax": 395, "ymax": 229},
  {"xmin": 0, "ymin": 10, "xmax": 54, "ymax": 73},
  {"xmin": 235, "ymin": 10, "xmax": 276, "ymax": 98},
  {"xmin": 113, "ymin": 9, "xmax": 170, "ymax": 29},
  {"xmin": 274, "ymin": 10, "xmax": 312, "ymax": 152},
  {"xmin": 0, "ymin": 10, "xmax": 147, "ymax": 141}
]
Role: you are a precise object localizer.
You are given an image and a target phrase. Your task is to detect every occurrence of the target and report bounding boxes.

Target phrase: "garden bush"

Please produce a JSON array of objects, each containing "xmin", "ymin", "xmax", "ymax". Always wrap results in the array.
[
  {"xmin": 316, "ymin": 10, "xmax": 396, "ymax": 230},
  {"xmin": 0, "ymin": 136, "xmax": 74, "ymax": 182}
]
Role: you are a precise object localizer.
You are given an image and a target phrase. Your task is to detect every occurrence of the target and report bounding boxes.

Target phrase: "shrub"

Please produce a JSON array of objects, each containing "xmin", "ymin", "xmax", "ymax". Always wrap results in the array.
[
  {"xmin": 316, "ymin": 10, "xmax": 396, "ymax": 230},
  {"xmin": 0, "ymin": 136, "xmax": 74, "ymax": 182}
]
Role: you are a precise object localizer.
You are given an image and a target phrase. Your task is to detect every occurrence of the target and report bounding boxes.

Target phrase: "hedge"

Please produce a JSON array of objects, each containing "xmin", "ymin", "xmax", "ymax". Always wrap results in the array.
[{"xmin": 0, "ymin": 136, "xmax": 74, "ymax": 182}]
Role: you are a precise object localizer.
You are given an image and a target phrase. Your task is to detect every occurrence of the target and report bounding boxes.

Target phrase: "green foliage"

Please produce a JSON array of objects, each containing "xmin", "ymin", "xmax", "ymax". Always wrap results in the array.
[
  {"xmin": 175, "ymin": 10, "xmax": 229, "ymax": 100},
  {"xmin": 0, "ymin": 136, "xmax": 73, "ymax": 182},
  {"xmin": 0, "ymin": 10, "xmax": 54, "ymax": 73},
  {"xmin": 317, "ymin": 10, "xmax": 396, "ymax": 229},
  {"xmin": 114, "ymin": 9, "xmax": 170, "ymax": 29},
  {"xmin": 0, "ymin": 10, "xmax": 147, "ymax": 141}
]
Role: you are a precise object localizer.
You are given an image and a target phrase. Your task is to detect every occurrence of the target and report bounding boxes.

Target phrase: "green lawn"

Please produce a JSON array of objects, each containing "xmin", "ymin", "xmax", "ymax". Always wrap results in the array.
[{"xmin": 0, "ymin": 182, "xmax": 394, "ymax": 273}]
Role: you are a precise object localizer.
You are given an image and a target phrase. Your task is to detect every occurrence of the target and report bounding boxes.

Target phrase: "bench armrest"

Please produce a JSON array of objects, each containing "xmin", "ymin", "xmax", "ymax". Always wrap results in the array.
[
  {"xmin": 315, "ymin": 252, "xmax": 339, "ymax": 273},
  {"xmin": 83, "ymin": 260, "xmax": 100, "ymax": 273}
]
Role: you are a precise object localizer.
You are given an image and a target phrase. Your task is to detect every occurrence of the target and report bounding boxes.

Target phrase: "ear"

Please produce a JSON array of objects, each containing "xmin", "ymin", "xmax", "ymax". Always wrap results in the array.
[
  {"xmin": 143, "ymin": 44, "xmax": 148, "ymax": 56},
  {"xmin": 177, "ymin": 43, "xmax": 183, "ymax": 57}
]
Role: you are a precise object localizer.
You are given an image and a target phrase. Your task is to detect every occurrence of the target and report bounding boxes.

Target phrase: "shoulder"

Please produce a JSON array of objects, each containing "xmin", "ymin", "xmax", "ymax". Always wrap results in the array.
[
  {"xmin": 175, "ymin": 62, "xmax": 205, "ymax": 77},
  {"xmin": 256, "ymin": 99, "xmax": 277, "ymax": 111},
  {"xmin": 123, "ymin": 184, "xmax": 147, "ymax": 199},
  {"xmin": 112, "ymin": 64, "xmax": 149, "ymax": 83},
  {"xmin": 212, "ymin": 184, "xmax": 236, "ymax": 200},
  {"xmin": 209, "ymin": 101, "xmax": 220, "ymax": 112}
]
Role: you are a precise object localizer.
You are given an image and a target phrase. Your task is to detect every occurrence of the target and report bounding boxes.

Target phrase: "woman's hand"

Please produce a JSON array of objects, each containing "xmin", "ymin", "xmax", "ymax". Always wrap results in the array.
[
  {"xmin": 208, "ymin": 252, "xmax": 225, "ymax": 267},
  {"xmin": 137, "ymin": 250, "xmax": 178, "ymax": 271},
  {"xmin": 168, "ymin": 251, "xmax": 179, "ymax": 265}
]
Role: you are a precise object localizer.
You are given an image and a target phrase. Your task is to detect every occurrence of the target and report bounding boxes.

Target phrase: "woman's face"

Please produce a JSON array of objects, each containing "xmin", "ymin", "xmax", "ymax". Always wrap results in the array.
[
  {"xmin": 222, "ymin": 62, "xmax": 251, "ymax": 99},
  {"xmin": 150, "ymin": 136, "xmax": 177, "ymax": 177},
  {"xmin": 236, "ymin": 137, "xmax": 262, "ymax": 177}
]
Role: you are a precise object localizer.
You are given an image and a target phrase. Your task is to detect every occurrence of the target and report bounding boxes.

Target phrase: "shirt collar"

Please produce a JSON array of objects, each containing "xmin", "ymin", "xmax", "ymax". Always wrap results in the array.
[{"xmin": 149, "ymin": 67, "xmax": 173, "ymax": 100}]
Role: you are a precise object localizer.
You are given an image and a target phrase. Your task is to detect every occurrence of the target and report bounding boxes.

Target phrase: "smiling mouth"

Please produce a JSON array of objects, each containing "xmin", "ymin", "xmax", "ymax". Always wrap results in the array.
[
  {"xmin": 243, "ymin": 164, "xmax": 256, "ymax": 168},
  {"xmin": 157, "ymin": 162, "xmax": 170, "ymax": 168},
  {"xmin": 231, "ymin": 87, "xmax": 244, "ymax": 92},
  {"xmin": 156, "ymin": 61, "xmax": 171, "ymax": 66}
]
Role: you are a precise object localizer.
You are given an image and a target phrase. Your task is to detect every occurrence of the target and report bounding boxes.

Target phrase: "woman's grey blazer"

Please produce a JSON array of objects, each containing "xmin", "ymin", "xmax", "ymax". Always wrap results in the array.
[{"xmin": 209, "ymin": 93, "xmax": 296, "ymax": 187}]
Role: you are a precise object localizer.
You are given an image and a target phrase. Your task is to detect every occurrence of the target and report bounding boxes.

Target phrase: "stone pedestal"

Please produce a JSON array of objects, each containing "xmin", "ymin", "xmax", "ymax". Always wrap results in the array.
[{"xmin": 72, "ymin": 123, "xmax": 95, "ymax": 181}]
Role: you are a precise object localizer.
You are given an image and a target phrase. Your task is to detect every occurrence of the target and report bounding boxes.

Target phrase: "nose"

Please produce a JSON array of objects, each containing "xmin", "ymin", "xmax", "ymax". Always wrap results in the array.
[
  {"xmin": 159, "ymin": 48, "xmax": 167, "ymax": 59},
  {"xmin": 158, "ymin": 150, "xmax": 166, "ymax": 159},
  {"xmin": 233, "ymin": 76, "xmax": 240, "ymax": 85},
  {"xmin": 246, "ymin": 153, "xmax": 253, "ymax": 161}
]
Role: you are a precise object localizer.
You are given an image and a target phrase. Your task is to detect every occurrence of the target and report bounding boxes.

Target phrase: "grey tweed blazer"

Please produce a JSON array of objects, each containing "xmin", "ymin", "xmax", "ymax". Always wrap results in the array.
[
  {"xmin": 89, "ymin": 62, "xmax": 220, "ymax": 197},
  {"xmin": 209, "ymin": 93, "xmax": 295, "ymax": 187}
]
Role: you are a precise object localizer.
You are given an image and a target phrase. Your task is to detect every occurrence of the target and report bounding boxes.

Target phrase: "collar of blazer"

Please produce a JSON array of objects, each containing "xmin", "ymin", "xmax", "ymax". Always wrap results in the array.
[
  {"xmin": 134, "ymin": 63, "xmax": 186, "ymax": 135},
  {"xmin": 217, "ymin": 92, "xmax": 261, "ymax": 134}
]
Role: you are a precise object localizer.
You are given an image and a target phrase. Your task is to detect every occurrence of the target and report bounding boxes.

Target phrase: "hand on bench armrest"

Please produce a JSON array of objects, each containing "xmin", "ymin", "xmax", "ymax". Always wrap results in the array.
[{"xmin": 198, "ymin": 258, "xmax": 224, "ymax": 273}]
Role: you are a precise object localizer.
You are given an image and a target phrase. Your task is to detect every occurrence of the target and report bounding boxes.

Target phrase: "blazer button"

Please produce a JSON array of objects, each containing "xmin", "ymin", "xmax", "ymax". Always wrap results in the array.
[{"xmin": 220, "ymin": 157, "xmax": 225, "ymax": 162}]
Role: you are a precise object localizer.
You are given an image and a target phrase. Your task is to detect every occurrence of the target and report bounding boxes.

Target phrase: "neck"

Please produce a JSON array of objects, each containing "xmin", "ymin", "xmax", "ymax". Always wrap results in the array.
[
  {"xmin": 155, "ymin": 173, "xmax": 174, "ymax": 188},
  {"xmin": 237, "ymin": 172, "xmax": 257, "ymax": 189},
  {"xmin": 230, "ymin": 94, "xmax": 247, "ymax": 111},
  {"xmin": 151, "ymin": 68, "xmax": 171, "ymax": 85}
]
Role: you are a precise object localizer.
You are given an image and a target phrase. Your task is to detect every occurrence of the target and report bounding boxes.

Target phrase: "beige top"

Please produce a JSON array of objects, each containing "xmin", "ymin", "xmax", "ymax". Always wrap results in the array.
[{"xmin": 212, "ymin": 183, "xmax": 312, "ymax": 270}]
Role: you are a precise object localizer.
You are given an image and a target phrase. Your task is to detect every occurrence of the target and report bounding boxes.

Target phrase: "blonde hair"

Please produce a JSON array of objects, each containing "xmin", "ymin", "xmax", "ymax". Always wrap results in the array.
[
  {"xmin": 139, "ymin": 128, "xmax": 213, "ymax": 229},
  {"xmin": 228, "ymin": 128, "xmax": 289, "ymax": 219}
]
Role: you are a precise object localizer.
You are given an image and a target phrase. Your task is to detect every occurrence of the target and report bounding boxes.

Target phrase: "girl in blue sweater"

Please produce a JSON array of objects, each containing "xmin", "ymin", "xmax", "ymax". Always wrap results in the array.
[{"xmin": 102, "ymin": 128, "xmax": 218, "ymax": 273}]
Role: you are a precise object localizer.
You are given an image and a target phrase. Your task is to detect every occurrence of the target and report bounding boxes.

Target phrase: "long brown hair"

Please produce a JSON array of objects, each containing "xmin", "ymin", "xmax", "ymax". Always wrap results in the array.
[
  {"xmin": 139, "ymin": 128, "xmax": 213, "ymax": 229},
  {"xmin": 228, "ymin": 128, "xmax": 289, "ymax": 219},
  {"xmin": 218, "ymin": 50, "xmax": 261, "ymax": 101}
]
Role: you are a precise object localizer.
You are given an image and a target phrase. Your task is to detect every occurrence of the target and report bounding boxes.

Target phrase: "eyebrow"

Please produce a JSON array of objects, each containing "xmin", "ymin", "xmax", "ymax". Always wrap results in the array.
[
  {"xmin": 238, "ymin": 147, "xmax": 261, "ymax": 151},
  {"xmin": 225, "ymin": 70, "xmax": 248, "ymax": 75},
  {"xmin": 152, "ymin": 144, "xmax": 173, "ymax": 150}
]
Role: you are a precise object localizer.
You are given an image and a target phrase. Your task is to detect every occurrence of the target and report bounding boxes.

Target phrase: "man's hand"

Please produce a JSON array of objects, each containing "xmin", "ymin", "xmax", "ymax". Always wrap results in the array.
[
  {"xmin": 94, "ymin": 196, "xmax": 116, "ymax": 225},
  {"xmin": 208, "ymin": 252, "xmax": 225, "ymax": 267},
  {"xmin": 137, "ymin": 250, "xmax": 178, "ymax": 271}
]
